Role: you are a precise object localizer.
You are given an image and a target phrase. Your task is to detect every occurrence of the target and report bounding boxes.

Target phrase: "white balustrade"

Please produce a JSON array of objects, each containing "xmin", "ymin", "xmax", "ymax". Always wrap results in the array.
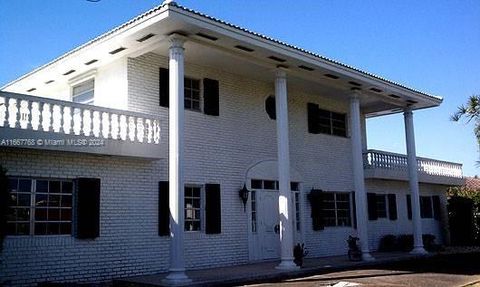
[
  {"xmin": 364, "ymin": 149, "xmax": 463, "ymax": 178},
  {"xmin": 0, "ymin": 92, "xmax": 161, "ymax": 147}
]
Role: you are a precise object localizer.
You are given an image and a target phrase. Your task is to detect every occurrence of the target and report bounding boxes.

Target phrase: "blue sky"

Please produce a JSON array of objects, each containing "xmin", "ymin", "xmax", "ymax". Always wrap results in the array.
[{"xmin": 1, "ymin": 0, "xmax": 479, "ymax": 176}]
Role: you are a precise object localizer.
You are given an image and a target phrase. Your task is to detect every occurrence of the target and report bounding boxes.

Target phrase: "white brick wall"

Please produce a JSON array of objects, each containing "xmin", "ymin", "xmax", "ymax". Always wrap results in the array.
[
  {"xmin": 0, "ymin": 52, "xmax": 450, "ymax": 285},
  {"xmin": 0, "ymin": 149, "xmax": 168, "ymax": 286},
  {"xmin": 365, "ymin": 179, "xmax": 448, "ymax": 250}
]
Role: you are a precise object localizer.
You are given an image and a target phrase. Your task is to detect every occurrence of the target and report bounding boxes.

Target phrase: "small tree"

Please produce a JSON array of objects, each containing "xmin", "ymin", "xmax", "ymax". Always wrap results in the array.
[
  {"xmin": 448, "ymin": 186, "xmax": 480, "ymax": 245},
  {"xmin": 0, "ymin": 165, "xmax": 8, "ymax": 252},
  {"xmin": 451, "ymin": 95, "xmax": 480, "ymax": 146}
]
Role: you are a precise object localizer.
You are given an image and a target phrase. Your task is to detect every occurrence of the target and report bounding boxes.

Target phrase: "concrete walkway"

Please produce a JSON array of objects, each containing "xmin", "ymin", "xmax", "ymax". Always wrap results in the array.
[{"xmin": 114, "ymin": 252, "xmax": 428, "ymax": 287}]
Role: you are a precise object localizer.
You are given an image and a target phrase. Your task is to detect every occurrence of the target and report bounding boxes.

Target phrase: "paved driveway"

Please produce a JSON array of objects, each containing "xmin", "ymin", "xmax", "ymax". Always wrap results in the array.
[{"xmin": 244, "ymin": 253, "xmax": 480, "ymax": 287}]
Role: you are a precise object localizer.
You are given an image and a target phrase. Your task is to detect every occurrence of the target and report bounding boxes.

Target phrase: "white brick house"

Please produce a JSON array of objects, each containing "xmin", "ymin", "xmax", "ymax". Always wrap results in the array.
[{"xmin": 0, "ymin": 1, "xmax": 464, "ymax": 285}]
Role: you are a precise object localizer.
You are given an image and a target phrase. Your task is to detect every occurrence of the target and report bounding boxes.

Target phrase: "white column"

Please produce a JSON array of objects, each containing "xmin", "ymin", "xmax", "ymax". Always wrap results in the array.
[
  {"xmin": 404, "ymin": 107, "xmax": 427, "ymax": 255},
  {"xmin": 349, "ymin": 93, "xmax": 374, "ymax": 261},
  {"xmin": 274, "ymin": 68, "xmax": 298, "ymax": 270},
  {"xmin": 163, "ymin": 34, "xmax": 191, "ymax": 285}
]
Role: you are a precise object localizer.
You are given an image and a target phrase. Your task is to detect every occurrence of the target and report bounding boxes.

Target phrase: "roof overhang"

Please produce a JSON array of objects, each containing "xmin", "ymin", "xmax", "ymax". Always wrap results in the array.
[{"xmin": 1, "ymin": 2, "xmax": 442, "ymax": 117}]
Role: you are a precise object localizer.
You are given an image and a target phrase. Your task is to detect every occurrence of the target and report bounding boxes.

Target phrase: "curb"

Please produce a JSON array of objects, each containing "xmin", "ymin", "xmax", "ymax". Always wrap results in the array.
[{"xmin": 113, "ymin": 253, "xmax": 435, "ymax": 287}]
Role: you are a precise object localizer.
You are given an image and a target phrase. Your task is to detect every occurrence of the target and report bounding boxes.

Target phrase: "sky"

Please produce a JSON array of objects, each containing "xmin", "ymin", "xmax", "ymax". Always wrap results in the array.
[{"xmin": 0, "ymin": 0, "xmax": 479, "ymax": 176}]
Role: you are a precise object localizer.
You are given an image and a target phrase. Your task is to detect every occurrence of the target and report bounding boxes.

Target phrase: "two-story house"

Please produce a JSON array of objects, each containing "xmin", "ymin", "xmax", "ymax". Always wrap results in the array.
[{"xmin": 0, "ymin": 1, "xmax": 464, "ymax": 285}]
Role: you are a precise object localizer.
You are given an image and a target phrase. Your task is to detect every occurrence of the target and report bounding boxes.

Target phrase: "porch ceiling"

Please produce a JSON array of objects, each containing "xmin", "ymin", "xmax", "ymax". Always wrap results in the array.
[{"xmin": 2, "ymin": 2, "xmax": 441, "ymax": 117}]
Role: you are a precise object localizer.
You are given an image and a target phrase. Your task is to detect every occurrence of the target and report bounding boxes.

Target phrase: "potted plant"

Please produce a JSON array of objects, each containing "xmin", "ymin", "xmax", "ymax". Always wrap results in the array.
[
  {"xmin": 293, "ymin": 243, "xmax": 308, "ymax": 267},
  {"xmin": 347, "ymin": 235, "xmax": 362, "ymax": 261}
]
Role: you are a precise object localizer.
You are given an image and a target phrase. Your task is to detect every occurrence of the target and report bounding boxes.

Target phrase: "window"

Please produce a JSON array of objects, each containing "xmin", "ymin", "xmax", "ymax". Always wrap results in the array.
[
  {"xmin": 184, "ymin": 77, "xmax": 201, "ymax": 111},
  {"xmin": 185, "ymin": 186, "xmax": 201, "ymax": 231},
  {"xmin": 250, "ymin": 179, "xmax": 300, "ymax": 191},
  {"xmin": 251, "ymin": 190, "xmax": 257, "ymax": 232},
  {"xmin": 376, "ymin": 194, "xmax": 387, "ymax": 218},
  {"xmin": 265, "ymin": 96, "xmax": 276, "ymax": 120},
  {"xmin": 368, "ymin": 193, "xmax": 397, "ymax": 220},
  {"xmin": 322, "ymin": 192, "xmax": 351, "ymax": 227},
  {"xmin": 72, "ymin": 79, "xmax": 94, "ymax": 104},
  {"xmin": 307, "ymin": 103, "xmax": 347, "ymax": 137},
  {"xmin": 420, "ymin": 196, "xmax": 433, "ymax": 218},
  {"xmin": 294, "ymin": 192, "xmax": 301, "ymax": 231},
  {"xmin": 7, "ymin": 178, "xmax": 73, "ymax": 236}
]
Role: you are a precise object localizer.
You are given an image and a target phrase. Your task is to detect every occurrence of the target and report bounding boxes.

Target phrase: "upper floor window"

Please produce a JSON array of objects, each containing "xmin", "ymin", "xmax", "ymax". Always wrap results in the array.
[
  {"xmin": 7, "ymin": 178, "xmax": 73, "ymax": 236},
  {"xmin": 184, "ymin": 77, "xmax": 201, "ymax": 111},
  {"xmin": 307, "ymin": 103, "xmax": 347, "ymax": 137},
  {"xmin": 72, "ymin": 79, "xmax": 94, "ymax": 105}
]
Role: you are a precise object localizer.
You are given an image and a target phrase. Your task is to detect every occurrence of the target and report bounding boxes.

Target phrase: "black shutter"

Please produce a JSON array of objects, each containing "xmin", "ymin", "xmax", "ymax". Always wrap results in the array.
[
  {"xmin": 203, "ymin": 78, "xmax": 219, "ymax": 116},
  {"xmin": 407, "ymin": 194, "xmax": 412, "ymax": 220},
  {"xmin": 75, "ymin": 178, "xmax": 101, "ymax": 239},
  {"xmin": 432, "ymin": 195, "xmax": 441, "ymax": 220},
  {"xmin": 351, "ymin": 191, "xmax": 357, "ymax": 229},
  {"xmin": 159, "ymin": 68, "xmax": 169, "ymax": 107},
  {"xmin": 367, "ymin": 193, "xmax": 378, "ymax": 220},
  {"xmin": 158, "ymin": 181, "xmax": 170, "ymax": 236},
  {"xmin": 308, "ymin": 189, "xmax": 324, "ymax": 230},
  {"xmin": 388, "ymin": 194, "xmax": 398, "ymax": 220},
  {"xmin": 205, "ymin": 183, "xmax": 221, "ymax": 234},
  {"xmin": 307, "ymin": 103, "xmax": 319, "ymax": 134}
]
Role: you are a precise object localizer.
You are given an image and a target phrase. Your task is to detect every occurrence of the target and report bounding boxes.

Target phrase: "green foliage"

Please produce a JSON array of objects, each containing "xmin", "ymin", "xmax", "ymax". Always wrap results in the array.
[
  {"xmin": 451, "ymin": 95, "xmax": 480, "ymax": 146},
  {"xmin": 448, "ymin": 186, "xmax": 480, "ymax": 245},
  {"xmin": 448, "ymin": 186, "xmax": 480, "ymax": 206},
  {"xmin": 0, "ymin": 165, "xmax": 8, "ymax": 252}
]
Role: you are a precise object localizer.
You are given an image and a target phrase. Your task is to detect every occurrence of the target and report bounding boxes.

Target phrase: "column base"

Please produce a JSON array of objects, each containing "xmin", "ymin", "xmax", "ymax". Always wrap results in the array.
[
  {"xmin": 275, "ymin": 259, "xmax": 300, "ymax": 270},
  {"xmin": 362, "ymin": 251, "xmax": 375, "ymax": 261},
  {"xmin": 162, "ymin": 269, "xmax": 192, "ymax": 286},
  {"xmin": 410, "ymin": 246, "xmax": 428, "ymax": 255}
]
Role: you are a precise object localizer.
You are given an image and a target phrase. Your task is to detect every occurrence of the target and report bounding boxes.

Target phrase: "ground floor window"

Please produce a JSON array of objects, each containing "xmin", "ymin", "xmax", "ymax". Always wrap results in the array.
[
  {"xmin": 294, "ymin": 192, "xmax": 301, "ymax": 231},
  {"xmin": 322, "ymin": 192, "xmax": 351, "ymax": 227},
  {"xmin": 375, "ymin": 194, "xmax": 387, "ymax": 218},
  {"xmin": 420, "ymin": 196, "xmax": 433, "ymax": 218},
  {"xmin": 407, "ymin": 195, "xmax": 441, "ymax": 220},
  {"xmin": 185, "ymin": 186, "xmax": 202, "ymax": 231},
  {"xmin": 7, "ymin": 177, "xmax": 73, "ymax": 236},
  {"xmin": 251, "ymin": 190, "xmax": 257, "ymax": 232}
]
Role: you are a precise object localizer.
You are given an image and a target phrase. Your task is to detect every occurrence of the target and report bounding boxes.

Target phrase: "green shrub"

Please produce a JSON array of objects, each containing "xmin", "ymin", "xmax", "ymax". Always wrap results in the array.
[
  {"xmin": 397, "ymin": 234, "xmax": 414, "ymax": 251},
  {"xmin": 379, "ymin": 234, "xmax": 397, "ymax": 251}
]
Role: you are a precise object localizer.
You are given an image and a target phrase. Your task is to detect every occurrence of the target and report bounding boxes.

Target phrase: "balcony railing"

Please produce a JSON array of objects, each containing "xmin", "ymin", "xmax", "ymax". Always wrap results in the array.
[
  {"xmin": 364, "ymin": 149, "xmax": 463, "ymax": 179},
  {"xmin": 0, "ymin": 92, "xmax": 163, "ymax": 158}
]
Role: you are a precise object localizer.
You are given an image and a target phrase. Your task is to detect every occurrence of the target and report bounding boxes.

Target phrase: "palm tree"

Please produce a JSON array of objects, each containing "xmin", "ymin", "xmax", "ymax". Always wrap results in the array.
[{"xmin": 451, "ymin": 95, "xmax": 480, "ymax": 145}]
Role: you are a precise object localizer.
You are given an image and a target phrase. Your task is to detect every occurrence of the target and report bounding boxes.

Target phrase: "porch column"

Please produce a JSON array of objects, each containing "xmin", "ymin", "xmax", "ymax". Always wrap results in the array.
[
  {"xmin": 349, "ymin": 92, "xmax": 374, "ymax": 261},
  {"xmin": 164, "ymin": 34, "xmax": 191, "ymax": 284},
  {"xmin": 404, "ymin": 107, "xmax": 427, "ymax": 254},
  {"xmin": 274, "ymin": 68, "xmax": 298, "ymax": 270}
]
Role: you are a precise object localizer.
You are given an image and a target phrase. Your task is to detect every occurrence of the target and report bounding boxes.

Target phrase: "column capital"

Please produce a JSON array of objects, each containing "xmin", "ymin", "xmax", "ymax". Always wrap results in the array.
[
  {"xmin": 349, "ymin": 89, "xmax": 362, "ymax": 101},
  {"xmin": 275, "ymin": 66, "xmax": 288, "ymax": 79},
  {"xmin": 168, "ymin": 33, "xmax": 187, "ymax": 49},
  {"xmin": 403, "ymin": 106, "xmax": 413, "ymax": 116}
]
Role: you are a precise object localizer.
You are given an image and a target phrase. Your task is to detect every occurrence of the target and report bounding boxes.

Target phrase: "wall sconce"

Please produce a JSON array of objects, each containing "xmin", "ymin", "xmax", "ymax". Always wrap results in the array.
[{"xmin": 239, "ymin": 184, "xmax": 250, "ymax": 212}]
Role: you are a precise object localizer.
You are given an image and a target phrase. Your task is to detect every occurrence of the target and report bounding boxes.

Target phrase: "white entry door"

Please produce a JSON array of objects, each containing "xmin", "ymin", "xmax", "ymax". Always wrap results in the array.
[{"xmin": 257, "ymin": 191, "xmax": 280, "ymax": 260}]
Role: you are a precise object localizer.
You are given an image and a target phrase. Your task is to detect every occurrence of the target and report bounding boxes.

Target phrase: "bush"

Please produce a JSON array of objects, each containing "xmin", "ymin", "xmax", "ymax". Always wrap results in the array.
[
  {"xmin": 379, "ymin": 235, "xmax": 397, "ymax": 251},
  {"xmin": 397, "ymin": 234, "xmax": 414, "ymax": 251},
  {"xmin": 379, "ymin": 234, "xmax": 439, "ymax": 253}
]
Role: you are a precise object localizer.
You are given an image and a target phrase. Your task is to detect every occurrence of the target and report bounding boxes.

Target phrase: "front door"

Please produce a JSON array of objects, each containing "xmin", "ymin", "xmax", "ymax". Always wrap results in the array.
[{"xmin": 257, "ymin": 191, "xmax": 280, "ymax": 260}]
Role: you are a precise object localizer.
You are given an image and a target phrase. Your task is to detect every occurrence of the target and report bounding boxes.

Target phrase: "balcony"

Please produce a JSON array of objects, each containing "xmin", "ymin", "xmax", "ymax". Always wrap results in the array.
[
  {"xmin": 0, "ymin": 92, "xmax": 164, "ymax": 159},
  {"xmin": 363, "ymin": 149, "xmax": 464, "ymax": 186}
]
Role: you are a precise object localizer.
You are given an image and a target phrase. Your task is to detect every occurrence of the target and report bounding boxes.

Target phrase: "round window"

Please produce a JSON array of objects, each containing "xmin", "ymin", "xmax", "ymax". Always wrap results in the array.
[{"xmin": 265, "ymin": 96, "xmax": 276, "ymax": 120}]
